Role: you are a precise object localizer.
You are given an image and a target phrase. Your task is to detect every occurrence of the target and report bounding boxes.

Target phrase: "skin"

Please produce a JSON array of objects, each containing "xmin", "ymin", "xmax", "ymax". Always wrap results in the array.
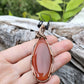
[{"xmin": 0, "ymin": 35, "xmax": 73, "ymax": 84}]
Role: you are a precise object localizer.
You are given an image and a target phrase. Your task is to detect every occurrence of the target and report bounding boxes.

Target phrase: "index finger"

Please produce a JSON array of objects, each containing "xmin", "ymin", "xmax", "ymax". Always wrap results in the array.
[{"xmin": 0, "ymin": 35, "xmax": 57, "ymax": 63}]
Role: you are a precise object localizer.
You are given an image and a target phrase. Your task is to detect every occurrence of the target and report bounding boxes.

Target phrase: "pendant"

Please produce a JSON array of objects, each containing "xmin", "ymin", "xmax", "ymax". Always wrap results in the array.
[{"xmin": 31, "ymin": 25, "xmax": 52, "ymax": 82}]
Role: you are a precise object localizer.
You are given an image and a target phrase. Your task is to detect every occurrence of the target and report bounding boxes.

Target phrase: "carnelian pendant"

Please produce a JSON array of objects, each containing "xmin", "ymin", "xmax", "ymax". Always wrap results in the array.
[{"xmin": 32, "ymin": 38, "xmax": 52, "ymax": 82}]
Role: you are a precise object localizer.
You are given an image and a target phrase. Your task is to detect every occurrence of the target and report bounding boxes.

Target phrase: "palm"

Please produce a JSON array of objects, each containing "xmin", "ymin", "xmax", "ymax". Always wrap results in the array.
[{"xmin": 0, "ymin": 35, "xmax": 73, "ymax": 84}]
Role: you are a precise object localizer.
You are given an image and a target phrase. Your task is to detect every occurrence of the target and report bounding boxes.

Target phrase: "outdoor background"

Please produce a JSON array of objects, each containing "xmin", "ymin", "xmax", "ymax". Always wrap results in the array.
[
  {"xmin": 0, "ymin": 0, "xmax": 84, "ymax": 84},
  {"xmin": 0, "ymin": 0, "xmax": 84, "ymax": 22},
  {"xmin": 0, "ymin": 0, "xmax": 45, "ymax": 19}
]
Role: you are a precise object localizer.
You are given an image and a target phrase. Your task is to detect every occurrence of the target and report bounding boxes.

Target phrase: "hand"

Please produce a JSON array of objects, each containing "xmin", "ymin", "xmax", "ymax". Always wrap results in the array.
[{"xmin": 0, "ymin": 35, "xmax": 73, "ymax": 84}]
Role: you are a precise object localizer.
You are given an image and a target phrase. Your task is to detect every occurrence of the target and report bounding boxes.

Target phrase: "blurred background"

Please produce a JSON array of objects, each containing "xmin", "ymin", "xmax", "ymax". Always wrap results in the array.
[
  {"xmin": 0, "ymin": 0, "xmax": 84, "ymax": 22},
  {"xmin": 0, "ymin": 0, "xmax": 45, "ymax": 19}
]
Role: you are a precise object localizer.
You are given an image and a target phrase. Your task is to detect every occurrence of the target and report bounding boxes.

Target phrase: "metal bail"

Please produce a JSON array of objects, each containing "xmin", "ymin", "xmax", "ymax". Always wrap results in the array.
[{"xmin": 35, "ymin": 25, "xmax": 47, "ymax": 39}]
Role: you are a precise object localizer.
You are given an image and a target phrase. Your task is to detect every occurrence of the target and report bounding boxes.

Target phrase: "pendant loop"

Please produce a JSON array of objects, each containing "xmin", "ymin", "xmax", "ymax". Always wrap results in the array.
[{"xmin": 35, "ymin": 25, "xmax": 47, "ymax": 39}]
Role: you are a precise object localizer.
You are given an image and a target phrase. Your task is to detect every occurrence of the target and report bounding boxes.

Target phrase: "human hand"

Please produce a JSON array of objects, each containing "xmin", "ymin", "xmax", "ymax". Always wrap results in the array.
[{"xmin": 0, "ymin": 35, "xmax": 73, "ymax": 84}]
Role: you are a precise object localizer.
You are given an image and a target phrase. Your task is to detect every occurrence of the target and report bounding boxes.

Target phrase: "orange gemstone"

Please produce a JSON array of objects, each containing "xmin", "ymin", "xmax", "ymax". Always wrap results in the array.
[{"xmin": 32, "ymin": 38, "xmax": 52, "ymax": 82}]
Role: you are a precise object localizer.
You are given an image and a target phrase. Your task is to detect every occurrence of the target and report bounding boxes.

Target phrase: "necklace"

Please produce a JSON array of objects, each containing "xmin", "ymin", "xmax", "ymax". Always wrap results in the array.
[{"xmin": 31, "ymin": 20, "xmax": 53, "ymax": 83}]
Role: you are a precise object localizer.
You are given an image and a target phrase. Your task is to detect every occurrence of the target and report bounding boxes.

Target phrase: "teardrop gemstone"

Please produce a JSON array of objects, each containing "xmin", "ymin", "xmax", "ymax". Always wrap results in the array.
[{"xmin": 32, "ymin": 38, "xmax": 52, "ymax": 82}]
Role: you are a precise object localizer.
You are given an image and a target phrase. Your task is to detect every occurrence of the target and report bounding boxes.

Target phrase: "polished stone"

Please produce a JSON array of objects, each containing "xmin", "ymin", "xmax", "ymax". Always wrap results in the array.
[{"xmin": 32, "ymin": 38, "xmax": 52, "ymax": 81}]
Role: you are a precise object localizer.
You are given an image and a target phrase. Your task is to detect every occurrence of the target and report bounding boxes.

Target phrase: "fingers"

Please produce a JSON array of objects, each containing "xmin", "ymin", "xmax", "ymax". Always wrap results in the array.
[
  {"xmin": 17, "ymin": 52, "xmax": 70, "ymax": 84},
  {"xmin": 13, "ymin": 55, "xmax": 32, "ymax": 75},
  {"xmin": 13, "ymin": 52, "xmax": 71, "ymax": 76},
  {"xmin": 17, "ymin": 71, "xmax": 60, "ymax": 84},
  {"xmin": 14, "ymin": 40, "xmax": 73, "ymax": 75},
  {"xmin": 0, "ymin": 39, "xmax": 37, "ymax": 63},
  {"xmin": 39, "ymin": 75, "xmax": 60, "ymax": 84},
  {"xmin": 51, "ymin": 40, "xmax": 73, "ymax": 57},
  {"xmin": 52, "ymin": 52, "xmax": 71, "ymax": 72},
  {"xmin": 0, "ymin": 35, "xmax": 57, "ymax": 63},
  {"xmin": 16, "ymin": 71, "xmax": 37, "ymax": 84},
  {"xmin": 15, "ymin": 52, "xmax": 70, "ymax": 84},
  {"xmin": 46, "ymin": 35, "xmax": 58, "ymax": 45}
]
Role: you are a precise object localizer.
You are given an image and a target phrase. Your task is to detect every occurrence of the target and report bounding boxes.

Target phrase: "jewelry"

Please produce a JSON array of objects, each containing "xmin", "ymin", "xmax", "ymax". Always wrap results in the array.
[{"xmin": 31, "ymin": 22, "xmax": 53, "ymax": 83}]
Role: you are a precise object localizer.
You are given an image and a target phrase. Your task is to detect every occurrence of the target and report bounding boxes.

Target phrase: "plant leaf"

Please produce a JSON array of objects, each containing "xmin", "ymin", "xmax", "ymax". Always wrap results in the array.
[
  {"xmin": 54, "ymin": 0, "xmax": 63, "ymax": 4},
  {"xmin": 22, "ymin": 12, "xmax": 27, "ymax": 18},
  {"xmin": 37, "ymin": 0, "xmax": 62, "ymax": 11},
  {"xmin": 66, "ymin": 0, "xmax": 84, "ymax": 11},
  {"xmin": 9, "ymin": 10, "xmax": 13, "ymax": 16},
  {"xmin": 36, "ymin": 10, "xmax": 61, "ymax": 21},
  {"xmin": 63, "ymin": 5, "xmax": 84, "ymax": 19},
  {"xmin": 63, "ymin": 18, "xmax": 69, "ymax": 22}
]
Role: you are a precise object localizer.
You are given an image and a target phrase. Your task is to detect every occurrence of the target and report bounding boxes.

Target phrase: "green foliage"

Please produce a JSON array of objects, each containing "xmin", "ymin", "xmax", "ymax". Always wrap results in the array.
[
  {"xmin": 63, "ymin": 4, "xmax": 84, "ymax": 19},
  {"xmin": 0, "ymin": 0, "xmax": 45, "ymax": 19},
  {"xmin": 37, "ymin": 0, "xmax": 84, "ymax": 22},
  {"xmin": 37, "ymin": 0, "xmax": 62, "ymax": 11},
  {"xmin": 36, "ymin": 10, "xmax": 61, "ymax": 21},
  {"xmin": 66, "ymin": 0, "xmax": 84, "ymax": 11},
  {"xmin": 0, "ymin": 0, "xmax": 84, "ymax": 22},
  {"xmin": 8, "ymin": 10, "xmax": 13, "ymax": 16}
]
